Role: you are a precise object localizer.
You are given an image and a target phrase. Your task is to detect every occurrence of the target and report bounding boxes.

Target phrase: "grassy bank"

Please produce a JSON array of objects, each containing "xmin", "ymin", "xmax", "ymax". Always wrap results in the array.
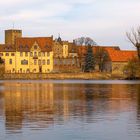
[{"xmin": 0, "ymin": 72, "xmax": 126, "ymax": 80}]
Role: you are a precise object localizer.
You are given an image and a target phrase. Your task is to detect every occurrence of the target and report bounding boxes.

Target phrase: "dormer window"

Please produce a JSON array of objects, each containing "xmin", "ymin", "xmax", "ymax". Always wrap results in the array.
[
  {"xmin": 25, "ymin": 45, "xmax": 28, "ymax": 48},
  {"xmin": 20, "ymin": 45, "xmax": 23, "ymax": 48},
  {"xmin": 34, "ymin": 45, "xmax": 37, "ymax": 50}
]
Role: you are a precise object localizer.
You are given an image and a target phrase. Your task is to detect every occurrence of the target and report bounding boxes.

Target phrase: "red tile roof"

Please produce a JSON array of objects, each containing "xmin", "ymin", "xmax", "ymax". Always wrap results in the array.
[
  {"xmin": 78, "ymin": 46, "xmax": 120, "ymax": 57},
  {"xmin": 15, "ymin": 37, "xmax": 53, "ymax": 52},
  {"xmin": 78, "ymin": 46, "xmax": 137, "ymax": 62},
  {"xmin": 0, "ymin": 44, "xmax": 16, "ymax": 52},
  {"xmin": 105, "ymin": 49, "xmax": 137, "ymax": 62}
]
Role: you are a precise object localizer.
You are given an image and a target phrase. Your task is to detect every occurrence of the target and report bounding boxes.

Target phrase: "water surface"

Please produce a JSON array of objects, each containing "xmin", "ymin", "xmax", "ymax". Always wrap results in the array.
[{"xmin": 0, "ymin": 80, "xmax": 140, "ymax": 140}]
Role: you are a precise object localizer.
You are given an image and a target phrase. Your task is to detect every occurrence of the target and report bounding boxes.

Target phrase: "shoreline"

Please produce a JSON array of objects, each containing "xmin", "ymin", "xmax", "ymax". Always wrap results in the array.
[{"xmin": 0, "ymin": 72, "xmax": 129, "ymax": 80}]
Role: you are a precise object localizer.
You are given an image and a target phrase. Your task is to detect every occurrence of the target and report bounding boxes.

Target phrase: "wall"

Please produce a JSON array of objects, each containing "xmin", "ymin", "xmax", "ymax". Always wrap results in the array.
[
  {"xmin": 1, "ymin": 52, "xmax": 16, "ymax": 73},
  {"xmin": 5, "ymin": 30, "xmax": 22, "ymax": 45},
  {"xmin": 53, "ymin": 41, "xmax": 63, "ymax": 58},
  {"xmin": 112, "ymin": 62, "xmax": 127, "ymax": 75}
]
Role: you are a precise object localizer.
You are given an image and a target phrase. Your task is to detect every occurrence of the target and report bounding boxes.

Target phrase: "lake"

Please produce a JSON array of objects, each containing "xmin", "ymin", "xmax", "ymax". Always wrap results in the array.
[{"xmin": 0, "ymin": 80, "xmax": 140, "ymax": 140}]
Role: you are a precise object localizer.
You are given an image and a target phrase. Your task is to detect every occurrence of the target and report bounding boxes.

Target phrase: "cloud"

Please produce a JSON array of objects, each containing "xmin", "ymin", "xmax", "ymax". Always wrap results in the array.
[{"xmin": 0, "ymin": 0, "xmax": 140, "ymax": 50}]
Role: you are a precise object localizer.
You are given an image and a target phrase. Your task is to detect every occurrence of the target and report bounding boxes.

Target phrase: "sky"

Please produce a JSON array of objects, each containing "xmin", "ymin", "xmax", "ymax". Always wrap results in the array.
[{"xmin": 0, "ymin": 0, "xmax": 140, "ymax": 50}]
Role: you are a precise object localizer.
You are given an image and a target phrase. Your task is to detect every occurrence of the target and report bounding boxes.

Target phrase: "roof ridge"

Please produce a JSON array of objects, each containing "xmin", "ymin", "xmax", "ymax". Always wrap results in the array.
[{"xmin": 18, "ymin": 37, "xmax": 53, "ymax": 39}]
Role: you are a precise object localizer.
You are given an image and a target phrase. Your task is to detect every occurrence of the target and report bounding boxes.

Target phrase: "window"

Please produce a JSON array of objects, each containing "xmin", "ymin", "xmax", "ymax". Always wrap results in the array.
[
  {"xmin": 30, "ymin": 52, "xmax": 33, "ymax": 57},
  {"xmin": 34, "ymin": 52, "xmax": 37, "ymax": 57},
  {"xmin": 67, "ymin": 59, "xmax": 71, "ymax": 65},
  {"xmin": 21, "ymin": 59, "xmax": 28, "ymax": 65},
  {"xmin": 59, "ymin": 59, "xmax": 62, "ymax": 65},
  {"xmin": 63, "ymin": 59, "xmax": 66, "ymax": 65},
  {"xmin": 38, "ymin": 59, "xmax": 41, "ymax": 65},
  {"xmin": 38, "ymin": 52, "xmax": 41, "ymax": 57},
  {"xmin": 47, "ymin": 52, "xmax": 50, "ymax": 57},
  {"xmin": 9, "ymin": 59, "xmax": 12, "ymax": 64},
  {"xmin": 20, "ymin": 52, "xmax": 23, "ymax": 57},
  {"xmin": 25, "ymin": 52, "xmax": 28, "ymax": 57},
  {"xmin": 47, "ymin": 59, "xmax": 50, "ymax": 65},
  {"xmin": 6, "ymin": 53, "xmax": 9, "ymax": 56},
  {"xmin": 26, "ymin": 69, "xmax": 30, "ymax": 73},
  {"xmin": 0, "ymin": 53, "xmax": 3, "ymax": 56},
  {"xmin": 42, "ymin": 52, "xmax": 45, "ymax": 57},
  {"xmin": 34, "ymin": 60, "xmax": 37, "ymax": 65},
  {"xmin": 54, "ymin": 59, "xmax": 57, "ymax": 65},
  {"xmin": 33, "ymin": 69, "xmax": 36, "ymax": 73},
  {"xmin": 72, "ymin": 59, "xmax": 75, "ymax": 65},
  {"xmin": 11, "ymin": 53, "xmax": 15, "ymax": 56},
  {"xmin": 2, "ymin": 59, "xmax": 5, "ymax": 64},
  {"xmin": 42, "ymin": 60, "xmax": 45, "ymax": 65}
]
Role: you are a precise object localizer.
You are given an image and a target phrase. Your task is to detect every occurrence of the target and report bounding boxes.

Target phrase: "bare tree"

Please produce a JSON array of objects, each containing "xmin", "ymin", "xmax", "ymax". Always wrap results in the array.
[
  {"xmin": 95, "ymin": 47, "xmax": 109, "ymax": 72},
  {"xmin": 74, "ymin": 37, "xmax": 97, "ymax": 46},
  {"xmin": 126, "ymin": 27, "xmax": 140, "ymax": 60}
]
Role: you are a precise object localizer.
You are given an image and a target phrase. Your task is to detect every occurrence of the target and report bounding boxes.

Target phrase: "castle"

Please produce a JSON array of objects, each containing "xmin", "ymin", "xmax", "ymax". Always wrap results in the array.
[{"xmin": 0, "ymin": 29, "xmax": 137, "ymax": 74}]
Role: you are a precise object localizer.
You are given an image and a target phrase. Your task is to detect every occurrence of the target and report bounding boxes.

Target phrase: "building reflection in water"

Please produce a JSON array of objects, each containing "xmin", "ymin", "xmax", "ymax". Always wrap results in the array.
[{"xmin": 0, "ymin": 82, "xmax": 139, "ymax": 134}]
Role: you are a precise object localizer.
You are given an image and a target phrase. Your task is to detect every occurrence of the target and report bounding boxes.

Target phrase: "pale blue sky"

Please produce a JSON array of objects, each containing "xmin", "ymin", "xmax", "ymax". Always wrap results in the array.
[{"xmin": 0, "ymin": 0, "xmax": 140, "ymax": 49}]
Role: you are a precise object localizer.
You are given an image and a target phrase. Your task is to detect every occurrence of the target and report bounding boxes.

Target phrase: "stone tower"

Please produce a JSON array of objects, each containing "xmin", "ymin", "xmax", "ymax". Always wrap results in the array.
[{"xmin": 5, "ymin": 29, "xmax": 22, "ymax": 45}]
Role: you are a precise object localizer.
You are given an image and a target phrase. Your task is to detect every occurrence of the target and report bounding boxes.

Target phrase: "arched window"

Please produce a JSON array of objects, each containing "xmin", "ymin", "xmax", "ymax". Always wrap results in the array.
[
  {"xmin": 47, "ymin": 59, "xmax": 50, "ymax": 65},
  {"xmin": 34, "ymin": 52, "xmax": 37, "ymax": 57},
  {"xmin": 42, "ymin": 52, "xmax": 45, "ymax": 57},
  {"xmin": 34, "ymin": 60, "xmax": 37, "ymax": 65},
  {"xmin": 38, "ymin": 52, "xmax": 41, "ymax": 57},
  {"xmin": 9, "ymin": 59, "xmax": 12, "ymax": 64},
  {"xmin": 26, "ymin": 69, "xmax": 30, "ymax": 73},
  {"xmin": 30, "ymin": 52, "xmax": 33, "ymax": 57},
  {"xmin": 42, "ymin": 60, "xmax": 45, "ymax": 65},
  {"xmin": 38, "ymin": 59, "xmax": 41, "ymax": 65}
]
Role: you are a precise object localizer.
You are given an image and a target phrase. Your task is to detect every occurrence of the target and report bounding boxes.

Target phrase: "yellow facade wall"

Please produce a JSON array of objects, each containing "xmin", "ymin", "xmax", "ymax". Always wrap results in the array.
[
  {"xmin": 112, "ymin": 62, "xmax": 127, "ymax": 75},
  {"xmin": 63, "ymin": 44, "xmax": 69, "ymax": 58},
  {"xmin": 0, "ymin": 50, "xmax": 53, "ymax": 73},
  {"xmin": 1, "ymin": 52, "xmax": 16, "ymax": 73},
  {"xmin": 15, "ymin": 52, "xmax": 30, "ymax": 73}
]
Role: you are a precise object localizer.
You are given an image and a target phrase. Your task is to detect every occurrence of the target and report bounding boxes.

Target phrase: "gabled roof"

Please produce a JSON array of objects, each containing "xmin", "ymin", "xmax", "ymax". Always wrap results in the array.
[
  {"xmin": 106, "ymin": 49, "xmax": 137, "ymax": 62},
  {"xmin": 15, "ymin": 37, "xmax": 53, "ymax": 52}
]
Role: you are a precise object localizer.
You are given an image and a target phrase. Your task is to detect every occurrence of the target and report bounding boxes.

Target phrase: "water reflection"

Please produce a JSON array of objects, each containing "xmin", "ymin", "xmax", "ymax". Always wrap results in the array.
[
  {"xmin": 0, "ymin": 81, "xmax": 139, "ymax": 139},
  {"xmin": 136, "ymin": 85, "xmax": 140, "ymax": 130}
]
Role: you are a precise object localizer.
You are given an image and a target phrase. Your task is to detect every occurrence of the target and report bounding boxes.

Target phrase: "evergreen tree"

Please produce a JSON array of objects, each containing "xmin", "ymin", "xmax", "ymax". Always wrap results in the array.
[{"xmin": 84, "ymin": 45, "xmax": 95, "ymax": 72}]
